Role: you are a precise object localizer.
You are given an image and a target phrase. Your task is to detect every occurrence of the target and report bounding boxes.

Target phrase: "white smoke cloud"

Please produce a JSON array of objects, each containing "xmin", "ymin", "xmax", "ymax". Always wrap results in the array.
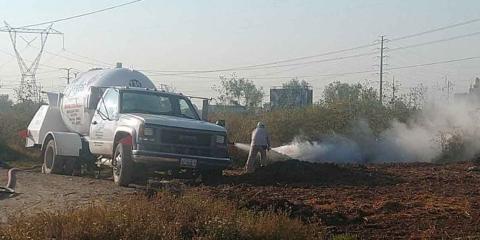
[{"xmin": 274, "ymin": 99, "xmax": 480, "ymax": 163}]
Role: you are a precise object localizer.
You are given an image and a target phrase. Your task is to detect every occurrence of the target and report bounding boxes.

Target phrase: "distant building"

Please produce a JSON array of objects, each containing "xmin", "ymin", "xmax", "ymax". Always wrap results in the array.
[{"xmin": 270, "ymin": 86, "xmax": 313, "ymax": 109}]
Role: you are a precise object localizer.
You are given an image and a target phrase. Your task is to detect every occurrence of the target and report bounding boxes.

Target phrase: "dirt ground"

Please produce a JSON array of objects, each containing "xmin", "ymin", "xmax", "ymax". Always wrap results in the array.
[
  {"xmin": 0, "ymin": 168, "xmax": 136, "ymax": 225},
  {"xmin": 201, "ymin": 160, "xmax": 480, "ymax": 239},
  {"xmin": 2, "ymin": 161, "xmax": 480, "ymax": 238}
]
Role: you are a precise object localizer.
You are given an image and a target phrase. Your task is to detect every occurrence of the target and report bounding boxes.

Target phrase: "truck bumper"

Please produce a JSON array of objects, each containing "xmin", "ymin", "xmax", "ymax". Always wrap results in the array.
[{"xmin": 131, "ymin": 150, "xmax": 231, "ymax": 169}]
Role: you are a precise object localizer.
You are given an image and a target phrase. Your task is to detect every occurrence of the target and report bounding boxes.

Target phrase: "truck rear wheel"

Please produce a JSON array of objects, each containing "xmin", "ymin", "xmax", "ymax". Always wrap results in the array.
[
  {"xmin": 113, "ymin": 143, "xmax": 133, "ymax": 186},
  {"xmin": 64, "ymin": 157, "xmax": 81, "ymax": 176},
  {"xmin": 43, "ymin": 139, "xmax": 65, "ymax": 174}
]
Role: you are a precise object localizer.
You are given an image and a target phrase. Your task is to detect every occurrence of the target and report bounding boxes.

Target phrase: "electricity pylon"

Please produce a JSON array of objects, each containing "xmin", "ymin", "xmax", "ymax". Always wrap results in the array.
[{"xmin": 0, "ymin": 22, "xmax": 63, "ymax": 102}]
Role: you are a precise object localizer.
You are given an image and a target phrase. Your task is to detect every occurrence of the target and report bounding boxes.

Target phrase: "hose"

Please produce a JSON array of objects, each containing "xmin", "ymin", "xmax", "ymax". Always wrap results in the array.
[{"xmin": 0, "ymin": 165, "xmax": 42, "ymax": 194}]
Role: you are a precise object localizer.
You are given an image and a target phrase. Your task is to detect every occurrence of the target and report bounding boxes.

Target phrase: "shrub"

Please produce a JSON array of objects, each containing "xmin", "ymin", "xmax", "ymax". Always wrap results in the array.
[
  {"xmin": 0, "ymin": 100, "xmax": 41, "ymax": 163},
  {"xmin": 212, "ymin": 102, "xmax": 415, "ymax": 148}
]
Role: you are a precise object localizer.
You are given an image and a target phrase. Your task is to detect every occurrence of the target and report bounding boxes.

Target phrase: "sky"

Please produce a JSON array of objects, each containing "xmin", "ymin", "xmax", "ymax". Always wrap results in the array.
[{"xmin": 0, "ymin": 0, "xmax": 479, "ymax": 104}]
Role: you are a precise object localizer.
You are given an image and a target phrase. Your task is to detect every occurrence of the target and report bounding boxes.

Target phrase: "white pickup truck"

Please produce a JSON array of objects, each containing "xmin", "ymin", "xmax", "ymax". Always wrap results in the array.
[{"xmin": 26, "ymin": 65, "xmax": 230, "ymax": 186}]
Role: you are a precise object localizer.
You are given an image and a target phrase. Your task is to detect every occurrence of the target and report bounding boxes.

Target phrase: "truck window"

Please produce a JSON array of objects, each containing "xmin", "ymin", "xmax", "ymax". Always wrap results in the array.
[
  {"xmin": 99, "ymin": 89, "xmax": 119, "ymax": 119},
  {"xmin": 121, "ymin": 92, "xmax": 173, "ymax": 115},
  {"xmin": 120, "ymin": 91, "xmax": 199, "ymax": 119},
  {"xmin": 179, "ymin": 98, "xmax": 196, "ymax": 119}
]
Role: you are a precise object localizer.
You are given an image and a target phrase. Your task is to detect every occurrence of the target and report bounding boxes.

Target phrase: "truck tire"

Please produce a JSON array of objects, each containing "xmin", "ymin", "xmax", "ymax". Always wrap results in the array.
[
  {"xmin": 113, "ymin": 143, "xmax": 133, "ymax": 186},
  {"xmin": 64, "ymin": 157, "xmax": 80, "ymax": 176},
  {"xmin": 43, "ymin": 139, "xmax": 65, "ymax": 174}
]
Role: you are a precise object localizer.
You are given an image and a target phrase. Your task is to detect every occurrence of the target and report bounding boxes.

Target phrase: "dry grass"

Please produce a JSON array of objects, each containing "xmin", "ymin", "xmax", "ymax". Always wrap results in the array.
[{"xmin": 0, "ymin": 191, "xmax": 323, "ymax": 240}]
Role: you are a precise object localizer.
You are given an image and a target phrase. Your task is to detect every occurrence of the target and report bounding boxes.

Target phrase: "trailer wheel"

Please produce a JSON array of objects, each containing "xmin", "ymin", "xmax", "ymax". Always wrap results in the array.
[
  {"xmin": 113, "ymin": 143, "xmax": 133, "ymax": 186},
  {"xmin": 43, "ymin": 139, "xmax": 65, "ymax": 174}
]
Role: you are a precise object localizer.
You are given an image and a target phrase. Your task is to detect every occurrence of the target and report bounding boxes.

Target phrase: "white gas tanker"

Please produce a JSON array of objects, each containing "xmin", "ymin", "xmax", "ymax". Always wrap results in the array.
[{"xmin": 26, "ymin": 64, "xmax": 230, "ymax": 186}]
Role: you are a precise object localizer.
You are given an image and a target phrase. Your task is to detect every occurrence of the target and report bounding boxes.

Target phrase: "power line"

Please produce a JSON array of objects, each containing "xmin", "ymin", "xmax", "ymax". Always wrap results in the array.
[
  {"xmin": 387, "ymin": 56, "xmax": 480, "ymax": 71},
  {"xmin": 149, "ymin": 55, "xmax": 480, "ymax": 80},
  {"xmin": 388, "ymin": 31, "xmax": 480, "ymax": 52},
  {"xmin": 390, "ymin": 17, "xmax": 480, "ymax": 42},
  {"xmin": 3, "ymin": 13, "xmax": 479, "ymax": 86},
  {"xmin": 139, "ymin": 43, "xmax": 378, "ymax": 75},
  {"xmin": 142, "ymin": 51, "xmax": 377, "ymax": 76},
  {"xmin": 62, "ymin": 49, "xmax": 112, "ymax": 67},
  {"xmin": 140, "ymin": 16, "xmax": 480, "ymax": 74},
  {"xmin": 14, "ymin": 0, "xmax": 144, "ymax": 28},
  {"xmin": 145, "ymin": 29, "xmax": 480, "ymax": 79},
  {"xmin": 6, "ymin": 14, "xmax": 476, "ymax": 79},
  {"xmin": 43, "ymin": 48, "xmax": 111, "ymax": 67},
  {"xmin": 0, "ymin": 47, "xmax": 62, "ymax": 70}
]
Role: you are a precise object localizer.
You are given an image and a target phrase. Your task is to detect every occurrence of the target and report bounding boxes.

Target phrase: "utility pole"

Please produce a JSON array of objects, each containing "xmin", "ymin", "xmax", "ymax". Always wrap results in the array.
[
  {"xmin": 61, "ymin": 67, "xmax": 73, "ymax": 84},
  {"xmin": 391, "ymin": 75, "xmax": 396, "ymax": 103},
  {"xmin": 379, "ymin": 35, "xmax": 385, "ymax": 104},
  {"xmin": 444, "ymin": 75, "xmax": 453, "ymax": 103}
]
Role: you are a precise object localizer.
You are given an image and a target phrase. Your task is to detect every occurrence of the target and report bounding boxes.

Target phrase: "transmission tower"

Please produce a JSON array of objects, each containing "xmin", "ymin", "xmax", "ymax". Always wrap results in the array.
[{"xmin": 0, "ymin": 22, "xmax": 63, "ymax": 102}]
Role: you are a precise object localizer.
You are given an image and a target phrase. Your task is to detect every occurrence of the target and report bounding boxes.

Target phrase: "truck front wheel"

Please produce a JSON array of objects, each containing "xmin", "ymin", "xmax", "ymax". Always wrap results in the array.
[
  {"xmin": 113, "ymin": 143, "xmax": 133, "ymax": 186},
  {"xmin": 43, "ymin": 139, "xmax": 65, "ymax": 174}
]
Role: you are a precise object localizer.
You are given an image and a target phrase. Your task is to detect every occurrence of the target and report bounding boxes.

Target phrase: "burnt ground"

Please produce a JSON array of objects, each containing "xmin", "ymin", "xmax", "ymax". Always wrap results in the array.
[
  {"xmin": 2, "ymin": 160, "xmax": 480, "ymax": 238},
  {"xmin": 198, "ymin": 160, "xmax": 480, "ymax": 239}
]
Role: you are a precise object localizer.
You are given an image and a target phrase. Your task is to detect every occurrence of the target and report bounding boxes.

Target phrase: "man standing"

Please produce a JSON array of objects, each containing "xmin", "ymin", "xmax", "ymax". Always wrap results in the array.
[{"xmin": 245, "ymin": 122, "xmax": 271, "ymax": 173}]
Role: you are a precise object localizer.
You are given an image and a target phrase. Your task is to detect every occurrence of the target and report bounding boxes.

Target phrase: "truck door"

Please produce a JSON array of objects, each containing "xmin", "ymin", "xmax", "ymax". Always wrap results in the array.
[{"xmin": 89, "ymin": 89, "xmax": 119, "ymax": 155}]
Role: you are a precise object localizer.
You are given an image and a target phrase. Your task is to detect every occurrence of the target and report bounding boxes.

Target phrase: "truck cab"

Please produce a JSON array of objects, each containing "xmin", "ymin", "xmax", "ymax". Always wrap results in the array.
[{"xmin": 88, "ymin": 87, "xmax": 230, "ymax": 185}]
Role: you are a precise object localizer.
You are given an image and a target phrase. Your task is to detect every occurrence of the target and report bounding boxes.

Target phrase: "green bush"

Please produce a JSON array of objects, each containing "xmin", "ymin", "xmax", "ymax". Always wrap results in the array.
[
  {"xmin": 213, "ymin": 103, "xmax": 415, "ymax": 147},
  {"xmin": 0, "ymin": 99, "xmax": 41, "ymax": 163}
]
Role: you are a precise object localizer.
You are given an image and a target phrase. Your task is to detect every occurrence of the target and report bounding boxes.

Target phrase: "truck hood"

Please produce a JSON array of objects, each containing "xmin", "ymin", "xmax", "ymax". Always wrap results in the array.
[{"xmin": 124, "ymin": 113, "xmax": 226, "ymax": 133}]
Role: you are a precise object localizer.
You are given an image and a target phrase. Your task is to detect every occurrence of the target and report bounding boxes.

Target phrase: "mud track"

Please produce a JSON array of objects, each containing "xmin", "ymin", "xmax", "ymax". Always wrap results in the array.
[{"xmin": 0, "ymin": 169, "xmax": 136, "ymax": 224}]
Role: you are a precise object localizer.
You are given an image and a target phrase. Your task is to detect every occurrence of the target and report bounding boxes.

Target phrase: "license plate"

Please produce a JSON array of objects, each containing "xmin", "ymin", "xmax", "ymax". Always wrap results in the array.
[{"xmin": 180, "ymin": 158, "xmax": 197, "ymax": 168}]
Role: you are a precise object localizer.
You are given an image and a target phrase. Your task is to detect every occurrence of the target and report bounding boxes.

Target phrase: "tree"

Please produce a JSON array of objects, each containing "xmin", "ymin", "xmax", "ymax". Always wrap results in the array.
[
  {"xmin": 323, "ymin": 82, "xmax": 363, "ymax": 105},
  {"xmin": 407, "ymin": 83, "xmax": 427, "ymax": 109},
  {"xmin": 213, "ymin": 73, "xmax": 264, "ymax": 108},
  {"xmin": 322, "ymin": 81, "xmax": 383, "ymax": 118},
  {"xmin": 282, "ymin": 78, "xmax": 310, "ymax": 89},
  {"xmin": 14, "ymin": 80, "xmax": 41, "ymax": 103}
]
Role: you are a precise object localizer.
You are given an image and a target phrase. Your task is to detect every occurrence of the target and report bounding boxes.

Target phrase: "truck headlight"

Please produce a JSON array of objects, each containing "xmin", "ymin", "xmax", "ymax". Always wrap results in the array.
[
  {"xmin": 139, "ymin": 125, "xmax": 155, "ymax": 142},
  {"xmin": 143, "ymin": 127, "xmax": 154, "ymax": 136},
  {"xmin": 215, "ymin": 135, "xmax": 225, "ymax": 144}
]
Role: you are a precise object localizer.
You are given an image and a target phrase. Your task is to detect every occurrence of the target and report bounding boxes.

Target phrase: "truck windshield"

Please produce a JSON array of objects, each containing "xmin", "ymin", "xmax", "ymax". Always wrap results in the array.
[{"xmin": 120, "ymin": 91, "xmax": 199, "ymax": 119}]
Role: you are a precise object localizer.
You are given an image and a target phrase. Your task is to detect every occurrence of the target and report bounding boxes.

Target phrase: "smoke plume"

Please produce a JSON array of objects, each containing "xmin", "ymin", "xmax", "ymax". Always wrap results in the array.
[{"xmin": 274, "ymin": 100, "xmax": 480, "ymax": 163}]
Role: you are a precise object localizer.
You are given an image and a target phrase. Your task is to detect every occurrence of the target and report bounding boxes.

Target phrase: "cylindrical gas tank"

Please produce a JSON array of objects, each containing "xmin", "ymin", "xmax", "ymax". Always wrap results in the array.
[{"xmin": 60, "ymin": 68, "xmax": 156, "ymax": 135}]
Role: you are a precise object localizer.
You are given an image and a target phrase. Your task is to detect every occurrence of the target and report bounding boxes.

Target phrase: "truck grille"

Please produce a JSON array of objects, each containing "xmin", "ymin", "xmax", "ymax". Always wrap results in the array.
[
  {"xmin": 140, "ymin": 126, "xmax": 228, "ymax": 158},
  {"xmin": 160, "ymin": 129, "xmax": 212, "ymax": 147}
]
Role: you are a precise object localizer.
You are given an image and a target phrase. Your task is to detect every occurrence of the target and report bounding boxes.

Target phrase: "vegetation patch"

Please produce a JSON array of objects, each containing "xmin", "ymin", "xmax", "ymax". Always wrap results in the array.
[{"xmin": 0, "ymin": 192, "xmax": 323, "ymax": 240}]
